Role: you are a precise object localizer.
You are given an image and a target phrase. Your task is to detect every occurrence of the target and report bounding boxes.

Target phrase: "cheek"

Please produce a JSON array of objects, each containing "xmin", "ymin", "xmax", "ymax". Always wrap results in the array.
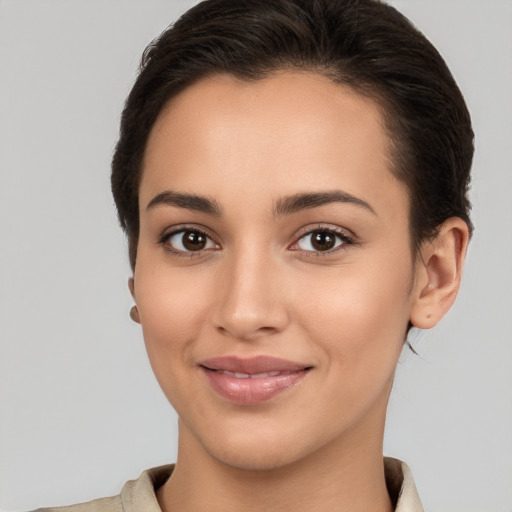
[
  {"xmin": 134, "ymin": 260, "xmax": 213, "ymax": 371},
  {"xmin": 134, "ymin": 264, "xmax": 220, "ymax": 417},
  {"xmin": 297, "ymin": 258, "xmax": 413, "ymax": 379}
]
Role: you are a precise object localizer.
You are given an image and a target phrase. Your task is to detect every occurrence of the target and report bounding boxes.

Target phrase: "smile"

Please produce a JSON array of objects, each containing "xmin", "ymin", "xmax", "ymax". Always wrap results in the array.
[
  {"xmin": 199, "ymin": 356, "xmax": 312, "ymax": 405},
  {"xmin": 218, "ymin": 369, "xmax": 292, "ymax": 378}
]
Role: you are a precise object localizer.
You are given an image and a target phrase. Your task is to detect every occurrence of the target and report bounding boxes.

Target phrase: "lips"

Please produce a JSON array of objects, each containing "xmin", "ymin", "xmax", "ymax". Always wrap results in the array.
[{"xmin": 199, "ymin": 356, "xmax": 311, "ymax": 405}]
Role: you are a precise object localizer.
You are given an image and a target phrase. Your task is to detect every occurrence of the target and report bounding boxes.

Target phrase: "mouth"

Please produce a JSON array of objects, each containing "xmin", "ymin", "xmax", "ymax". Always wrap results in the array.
[{"xmin": 199, "ymin": 356, "xmax": 312, "ymax": 405}]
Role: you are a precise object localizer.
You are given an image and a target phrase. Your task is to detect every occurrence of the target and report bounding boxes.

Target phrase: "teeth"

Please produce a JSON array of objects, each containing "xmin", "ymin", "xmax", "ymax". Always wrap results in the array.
[
  {"xmin": 221, "ymin": 370, "xmax": 285, "ymax": 378},
  {"xmin": 222, "ymin": 370, "xmax": 250, "ymax": 378},
  {"xmin": 252, "ymin": 371, "xmax": 282, "ymax": 378}
]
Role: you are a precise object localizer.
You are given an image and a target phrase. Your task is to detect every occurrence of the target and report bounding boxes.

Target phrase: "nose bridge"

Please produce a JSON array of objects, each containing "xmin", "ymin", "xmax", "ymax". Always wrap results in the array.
[{"xmin": 212, "ymin": 240, "xmax": 289, "ymax": 339}]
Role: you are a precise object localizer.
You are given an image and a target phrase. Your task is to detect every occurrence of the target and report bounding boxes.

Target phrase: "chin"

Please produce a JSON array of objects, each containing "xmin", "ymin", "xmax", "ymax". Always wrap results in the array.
[
  {"xmin": 207, "ymin": 442, "xmax": 304, "ymax": 472},
  {"xmin": 187, "ymin": 417, "xmax": 329, "ymax": 473}
]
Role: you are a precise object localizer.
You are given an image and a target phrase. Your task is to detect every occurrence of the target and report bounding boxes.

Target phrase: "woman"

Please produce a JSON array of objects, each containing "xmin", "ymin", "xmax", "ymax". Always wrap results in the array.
[{"xmin": 39, "ymin": 0, "xmax": 472, "ymax": 510}]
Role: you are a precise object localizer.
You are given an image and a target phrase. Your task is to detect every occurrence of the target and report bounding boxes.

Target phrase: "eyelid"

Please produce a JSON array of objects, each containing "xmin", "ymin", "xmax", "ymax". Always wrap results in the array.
[
  {"xmin": 289, "ymin": 224, "xmax": 356, "ymax": 254},
  {"xmin": 158, "ymin": 224, "xmax": 221, "ymax": 256},
  {"xmin": 157, "ymin": 223, "xmax": 355, "ymax": 257}
]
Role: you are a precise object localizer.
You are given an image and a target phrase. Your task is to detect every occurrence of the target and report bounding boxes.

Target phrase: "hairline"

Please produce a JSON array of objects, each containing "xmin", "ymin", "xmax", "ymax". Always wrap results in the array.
[{"xmin": 127, "ymin": 67, "xmax": 421, "ymax": 269}]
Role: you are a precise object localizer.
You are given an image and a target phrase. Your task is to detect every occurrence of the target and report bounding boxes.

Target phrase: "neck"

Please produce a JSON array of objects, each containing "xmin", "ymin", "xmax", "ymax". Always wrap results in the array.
[{"xmin": 157, "ymin": 410, "xmax": 393, "ymax": 512}]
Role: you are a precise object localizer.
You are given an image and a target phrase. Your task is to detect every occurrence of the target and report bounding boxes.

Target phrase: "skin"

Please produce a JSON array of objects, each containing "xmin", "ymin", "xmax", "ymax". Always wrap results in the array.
[{"xmin": 130, "ymin": 72, "xmax": 468, "ymax": 512}]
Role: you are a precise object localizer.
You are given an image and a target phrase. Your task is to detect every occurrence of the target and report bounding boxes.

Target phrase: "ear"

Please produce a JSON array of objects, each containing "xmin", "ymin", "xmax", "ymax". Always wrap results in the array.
[
  {"xmin": 410, "ymin": 218, "xmax": 469, "ymax": 329},
  {"xmin": 128, "ymin": 277, "xmax": 141, "ymax": 324}
]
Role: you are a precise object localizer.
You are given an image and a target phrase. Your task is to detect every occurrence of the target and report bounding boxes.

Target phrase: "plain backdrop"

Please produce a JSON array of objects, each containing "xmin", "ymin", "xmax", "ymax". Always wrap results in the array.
[{"xmin": 0, "ymin": 1, "xmax": 511, "ymax": 511}]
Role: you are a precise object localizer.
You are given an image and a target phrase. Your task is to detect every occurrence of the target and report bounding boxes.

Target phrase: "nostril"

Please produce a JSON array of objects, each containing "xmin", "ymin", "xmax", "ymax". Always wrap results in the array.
[
  {"xmin": 258, "ymin": 326, "xmax": 279, "ymax": 335},
  {"xmin": 215, "ymin": 323, "xmax": 280, "ymax": 340}
]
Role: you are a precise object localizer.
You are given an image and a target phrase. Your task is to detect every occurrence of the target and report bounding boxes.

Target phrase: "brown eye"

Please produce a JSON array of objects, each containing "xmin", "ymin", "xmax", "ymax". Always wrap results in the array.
[
  {"xmin": 183, "ymin": 231, "xmax": 207, "ymax": 251},
  {"xmin": 166, "ymin": 229, "xmax": 217, "ymax": 252},
  {"xmin": 296, "ymin": 229, "xmax": 346, "ymax": 252}
]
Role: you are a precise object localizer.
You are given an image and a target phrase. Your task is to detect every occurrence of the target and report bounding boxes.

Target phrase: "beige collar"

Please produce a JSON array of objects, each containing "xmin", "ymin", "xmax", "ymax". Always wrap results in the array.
[
  {"xmin": 385, "ymin": 457, "xmax": 424, "ymax": 512},
  {"xmin": 120, "ymin": 458, "xmax": 423, "ymax": 512}
]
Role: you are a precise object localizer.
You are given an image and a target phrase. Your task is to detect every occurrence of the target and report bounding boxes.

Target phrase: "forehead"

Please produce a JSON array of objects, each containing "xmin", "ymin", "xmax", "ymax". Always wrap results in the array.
[{"xmin": 140, "ymin": 71, "xmax": 407, "ymax": 219}]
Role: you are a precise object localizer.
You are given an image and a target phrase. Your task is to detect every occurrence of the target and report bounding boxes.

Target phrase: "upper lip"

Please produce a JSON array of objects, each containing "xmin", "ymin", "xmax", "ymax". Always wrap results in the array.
[{"xmin": 199, "ymin": 355, "xmax": 311, "ymax": 374}]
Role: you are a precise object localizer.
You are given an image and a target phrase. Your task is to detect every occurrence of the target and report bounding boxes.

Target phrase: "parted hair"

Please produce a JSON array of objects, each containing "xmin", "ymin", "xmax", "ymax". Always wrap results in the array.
[{"xmin": 111, "ymin": 0, "xmax": 474, "ymax": 269}]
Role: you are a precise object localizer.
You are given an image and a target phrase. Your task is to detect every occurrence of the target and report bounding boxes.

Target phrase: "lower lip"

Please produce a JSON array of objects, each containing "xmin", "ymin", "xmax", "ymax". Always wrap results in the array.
[{"xmin": 201, "ymin": 368, "xmax": 309, "ymax": 405}]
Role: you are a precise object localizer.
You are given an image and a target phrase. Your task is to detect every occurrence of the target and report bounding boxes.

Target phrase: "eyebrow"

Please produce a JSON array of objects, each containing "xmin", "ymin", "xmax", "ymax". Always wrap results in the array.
[
  {"xmin": 273, "ymin": 190, "xmax": 377, "ymax": 216},
  {"xmin": 146, "ymin": 189, "xmax": 376, "ymax": 217},
  {"xmin": 146, "ymin": 191, "xmax": 222, "ymax": 216}
]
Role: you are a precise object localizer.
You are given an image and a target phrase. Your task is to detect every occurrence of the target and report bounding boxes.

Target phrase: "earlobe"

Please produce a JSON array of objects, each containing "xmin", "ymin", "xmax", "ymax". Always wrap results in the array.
[
  {"xmin": 410, "ymin": 218, "xmax": 469, "ymax": 329},
  {"xmin": 130, "ymin": 305, "xmax": 141, "ymax": 323},
  {"xmin": 128, "ymin": 277, "xmax": 141, "ymax": 324}
]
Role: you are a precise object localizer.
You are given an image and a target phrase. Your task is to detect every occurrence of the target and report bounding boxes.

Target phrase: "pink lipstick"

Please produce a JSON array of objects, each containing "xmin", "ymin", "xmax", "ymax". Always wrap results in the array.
[{"xmin": 199, "ymin": 356, "xmax": 311, "ymax": 405}]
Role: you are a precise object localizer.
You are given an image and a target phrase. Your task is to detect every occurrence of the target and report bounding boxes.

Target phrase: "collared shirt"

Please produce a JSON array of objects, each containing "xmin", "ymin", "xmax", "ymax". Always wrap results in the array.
[
  {"xmin": 385, "ymin": 458, "xmax": 424, "ymax": 512},
  {"xmin": 37, "ymin": 458, "xmax": 423, "ymax": 512}
]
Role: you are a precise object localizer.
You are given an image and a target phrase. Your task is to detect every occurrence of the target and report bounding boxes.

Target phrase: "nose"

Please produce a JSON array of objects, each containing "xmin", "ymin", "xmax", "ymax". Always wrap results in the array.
[{"xmin": 211, "ymin": 246, "xmax": 290, "ymax": 341}]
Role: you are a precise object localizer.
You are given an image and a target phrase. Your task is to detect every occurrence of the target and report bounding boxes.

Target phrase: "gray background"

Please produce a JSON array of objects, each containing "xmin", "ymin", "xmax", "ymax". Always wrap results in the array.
[{"xmin": 0, "ymin": 1, "xmax": 510, "ymax": 511}]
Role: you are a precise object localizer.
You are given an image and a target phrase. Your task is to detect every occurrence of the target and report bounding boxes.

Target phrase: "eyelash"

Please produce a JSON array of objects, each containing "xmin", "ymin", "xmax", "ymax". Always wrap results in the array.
[
  {"xmin": 158, "ymin": 225, "xmax": 354, "ymax": 257},
  {"xmin": 159, "ymin": 226, "xmax": 219, "ymax": 257},
  {"xmin": 290, "ymin": 226, "xmax": 355, "ymax": 255}
]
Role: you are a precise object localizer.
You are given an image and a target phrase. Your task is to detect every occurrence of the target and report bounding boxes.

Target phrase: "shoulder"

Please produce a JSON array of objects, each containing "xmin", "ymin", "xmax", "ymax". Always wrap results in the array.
[
  {"xmin": 32, "ymin": 465, "xmax": 174, "ymax": 512},
  {"xmin": 34, "ymin": 495, "xmax": 121, "ymax": 512}
]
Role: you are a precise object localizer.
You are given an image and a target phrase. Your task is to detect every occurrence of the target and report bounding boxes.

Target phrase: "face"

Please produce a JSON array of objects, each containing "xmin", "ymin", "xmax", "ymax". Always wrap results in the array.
[{"xmin": 132, "ymin": 72, "xmax": 420, "ymax": 471}]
